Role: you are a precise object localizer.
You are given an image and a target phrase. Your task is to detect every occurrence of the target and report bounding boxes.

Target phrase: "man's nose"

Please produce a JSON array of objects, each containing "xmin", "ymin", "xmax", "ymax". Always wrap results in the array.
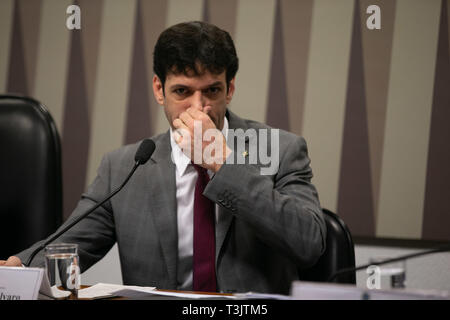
[{"xmin": 191, "ymin": 90, "xmax": 205, "ymax": 111}]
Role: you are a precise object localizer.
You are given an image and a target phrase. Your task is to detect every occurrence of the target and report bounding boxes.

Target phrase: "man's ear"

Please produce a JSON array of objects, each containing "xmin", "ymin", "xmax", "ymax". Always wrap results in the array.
[
  {"xmin": 226, "ymin": 77, "xmax": 235, "ymax": 104},
  {"xmin": 152, "ymin": 75, "xmax": 165, "ymax": 105}
]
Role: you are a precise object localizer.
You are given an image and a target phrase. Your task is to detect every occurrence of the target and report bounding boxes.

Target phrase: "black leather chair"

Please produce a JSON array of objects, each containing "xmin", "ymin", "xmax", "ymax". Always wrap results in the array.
[
  {"xmin": 299, "ymin": 208, "xmax": 356, "ymax": 284},
  {"xmin": 0, "ymin": 94, "xmax": 62, "ymax": 258}
]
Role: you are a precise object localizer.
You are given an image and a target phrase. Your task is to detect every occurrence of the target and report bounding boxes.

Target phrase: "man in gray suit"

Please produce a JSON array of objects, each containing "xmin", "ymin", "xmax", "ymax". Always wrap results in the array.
[{"xmin": 1, "ymin": 21, "xmax": 326, "ymax": 294}]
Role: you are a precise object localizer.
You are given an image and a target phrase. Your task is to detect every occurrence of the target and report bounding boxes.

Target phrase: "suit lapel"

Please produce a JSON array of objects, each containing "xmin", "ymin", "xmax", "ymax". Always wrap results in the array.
[{"xmin": 146, "ymin": 132, "xmax": 178, "ymax": 287}]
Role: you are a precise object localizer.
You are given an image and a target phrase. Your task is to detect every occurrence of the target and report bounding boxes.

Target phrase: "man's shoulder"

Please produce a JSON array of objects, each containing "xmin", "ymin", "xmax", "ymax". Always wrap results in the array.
[{"xmin": 105, "ymin": 132, "xmax": 168, "ymax": 163}]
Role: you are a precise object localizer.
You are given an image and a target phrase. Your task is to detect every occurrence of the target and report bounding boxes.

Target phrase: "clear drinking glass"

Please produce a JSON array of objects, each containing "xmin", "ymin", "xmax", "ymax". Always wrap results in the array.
[
  {"xmin": 44, "ymin": 243, "xmax": 81, "ymax": 298},
  {"xmin": 367, "ymin": 257, "xmax": 406, "ymax": 290}
]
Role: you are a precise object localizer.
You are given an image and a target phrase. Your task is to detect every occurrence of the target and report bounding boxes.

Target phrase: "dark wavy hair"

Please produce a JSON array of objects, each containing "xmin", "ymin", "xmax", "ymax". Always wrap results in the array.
[{"xmin": 153, "ymin": 21, "xmax": 239, "ymax": 92}]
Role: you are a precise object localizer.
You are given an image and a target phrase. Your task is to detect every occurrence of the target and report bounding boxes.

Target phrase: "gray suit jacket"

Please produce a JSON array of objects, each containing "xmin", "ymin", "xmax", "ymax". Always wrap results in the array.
[{"xmin": 17, "ymin": 110, "xmax": 326, "ymax": 294}]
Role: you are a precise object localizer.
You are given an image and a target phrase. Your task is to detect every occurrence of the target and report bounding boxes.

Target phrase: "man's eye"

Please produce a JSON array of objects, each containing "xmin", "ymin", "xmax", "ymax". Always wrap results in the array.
[
  {"xmin": 206, "ymin": 87, "xmax": 221, "ymax": 94},
  {"xmin": 174, "ymin": 88, "xmax": 188, "ymax": 95}
]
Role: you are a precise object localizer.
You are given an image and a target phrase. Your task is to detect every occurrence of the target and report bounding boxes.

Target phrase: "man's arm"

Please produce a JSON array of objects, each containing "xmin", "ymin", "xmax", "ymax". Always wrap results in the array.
[
  {"xmin": 13, "ymin": 153, "xmax": 117, "ymax": 270},
  {"xmin": 204, "ymin": 134, "xmax": 326, "ymax": 269}
]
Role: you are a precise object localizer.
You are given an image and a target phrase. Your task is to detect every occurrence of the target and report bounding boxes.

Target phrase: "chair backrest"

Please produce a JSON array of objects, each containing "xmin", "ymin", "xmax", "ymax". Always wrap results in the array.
[
  {"xmin": 0, "ymin": 94, "xmax": 62, "ymax": 258},
  {"xmin": 299, "ymin": 208, "xmax": 356, "ymax": 284}
]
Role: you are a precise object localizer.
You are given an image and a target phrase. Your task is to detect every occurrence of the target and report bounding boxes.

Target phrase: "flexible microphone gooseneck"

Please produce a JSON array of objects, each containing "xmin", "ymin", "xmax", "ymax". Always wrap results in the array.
[
  {"xmin": 23, "ymin": 139, "xmax": 155, "ymax": 267},
  {"xmin": 327, "ymin": 243, "xmax": 450, "ymax": 282}
]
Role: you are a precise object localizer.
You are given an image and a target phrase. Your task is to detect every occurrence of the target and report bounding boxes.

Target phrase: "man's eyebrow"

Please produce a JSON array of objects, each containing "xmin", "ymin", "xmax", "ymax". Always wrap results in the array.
[
  {"xmin": 205, "ymin": 81, "xmax": 224, "ymax": 88},
  {"xmin": 169, "ymin": 84, "xmax": 188, "ymax": 90},
  {"xmin": 169, "ymin": 81, "xmax": 224, "ymax": 91}
]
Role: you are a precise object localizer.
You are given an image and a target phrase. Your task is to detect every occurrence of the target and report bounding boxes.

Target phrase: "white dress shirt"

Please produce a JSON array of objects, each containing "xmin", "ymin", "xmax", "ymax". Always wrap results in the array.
[{"xmin": 169, "ymin": 117, "xmax": 229, "ymax": 290}]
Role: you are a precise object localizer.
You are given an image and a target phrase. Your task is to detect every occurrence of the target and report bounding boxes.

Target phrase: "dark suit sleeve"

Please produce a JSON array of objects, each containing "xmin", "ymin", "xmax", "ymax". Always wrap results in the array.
[
  {"xmin": 204, "ymin": 134, "xmax": 326, "ymax": 268},
  {"xmin": 16, "ymin": 153, "xmax": 117, "ymax": 272}
]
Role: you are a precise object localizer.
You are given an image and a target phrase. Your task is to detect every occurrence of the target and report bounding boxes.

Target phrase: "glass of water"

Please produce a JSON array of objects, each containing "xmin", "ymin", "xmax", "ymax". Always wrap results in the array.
[
  {"xmin": 44, "ymin": 243, "xmax": 81, "ymax": 298},
  {"xmin": 367, "ymin": 257, "xmax": 406, "ymax": 290}
]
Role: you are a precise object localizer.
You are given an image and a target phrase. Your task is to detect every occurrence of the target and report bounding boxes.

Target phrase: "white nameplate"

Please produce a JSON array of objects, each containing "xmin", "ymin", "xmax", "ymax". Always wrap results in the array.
[
  {"xmin": 291, "ymin": 281, "xmax": 367, "ymax": 300},
  {"xmin": 291, "ymin": 281, "xmax": 450, "ymax": 300},
  {"xmin": 0, "ymin": 266, "xmax": 44, "ymax": 300}
]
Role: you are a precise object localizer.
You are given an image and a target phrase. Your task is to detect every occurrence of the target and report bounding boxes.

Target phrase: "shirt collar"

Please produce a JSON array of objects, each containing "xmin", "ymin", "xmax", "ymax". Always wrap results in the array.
[{"xmin": 170, "ymin": 116, "xmax": 229, "ymax": 177}]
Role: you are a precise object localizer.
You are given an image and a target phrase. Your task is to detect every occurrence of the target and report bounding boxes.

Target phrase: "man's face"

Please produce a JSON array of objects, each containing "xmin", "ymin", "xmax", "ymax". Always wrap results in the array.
[{"xmin": 152, "ymin": 69, "xmax": 235, "ymax": 131}]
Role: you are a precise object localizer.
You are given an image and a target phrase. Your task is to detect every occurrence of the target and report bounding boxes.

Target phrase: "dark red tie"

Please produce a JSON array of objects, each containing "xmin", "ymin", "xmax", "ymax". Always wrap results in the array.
[{"xmin": 192, "ymin": 164, "xmax": 216, "ymax": 292}]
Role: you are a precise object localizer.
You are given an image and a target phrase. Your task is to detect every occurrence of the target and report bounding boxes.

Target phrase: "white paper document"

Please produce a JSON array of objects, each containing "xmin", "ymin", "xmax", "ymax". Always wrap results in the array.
[
  {"xmin": 77, "ymin": 283, "xmax": 156, "ymax": 299},
  {"xmin": 233, "ymin": 292, "xmax": 293, "ymax": 300},
  {"xmin": 38, "ymin": 270, "xmax": 71, "ymax": 299},
  {"xmin": 109, "ymin": 288, "xmax": 293, "ymax": 300},
  {"xmin": 111, "ymin": 287, "xmax": 236, "ymax": 300}
]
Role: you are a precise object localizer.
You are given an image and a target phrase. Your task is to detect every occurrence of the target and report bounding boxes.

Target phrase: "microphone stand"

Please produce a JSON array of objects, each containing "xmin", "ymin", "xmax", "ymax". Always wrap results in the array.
[
  {"xmin": 23, "ymin": 162, "xmax": 140, "ymax": 267},
  {"xmin": 328, "ymin": 243, "xmax": 450, "ymax": 282}
]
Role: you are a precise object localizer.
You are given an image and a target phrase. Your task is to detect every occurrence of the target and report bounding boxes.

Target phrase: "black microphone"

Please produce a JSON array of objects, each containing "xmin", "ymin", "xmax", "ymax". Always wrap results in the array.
[
  {"xmin": 328, "ymin": 243, "xmax": 450, "ymax": 282},
  {"xmin": 135, "ymin": 138, "xmax": 156, "ymax": 165},
  {"xmin": 23, "ymin": 139, "xmax": 155, "ymax": 267}
]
